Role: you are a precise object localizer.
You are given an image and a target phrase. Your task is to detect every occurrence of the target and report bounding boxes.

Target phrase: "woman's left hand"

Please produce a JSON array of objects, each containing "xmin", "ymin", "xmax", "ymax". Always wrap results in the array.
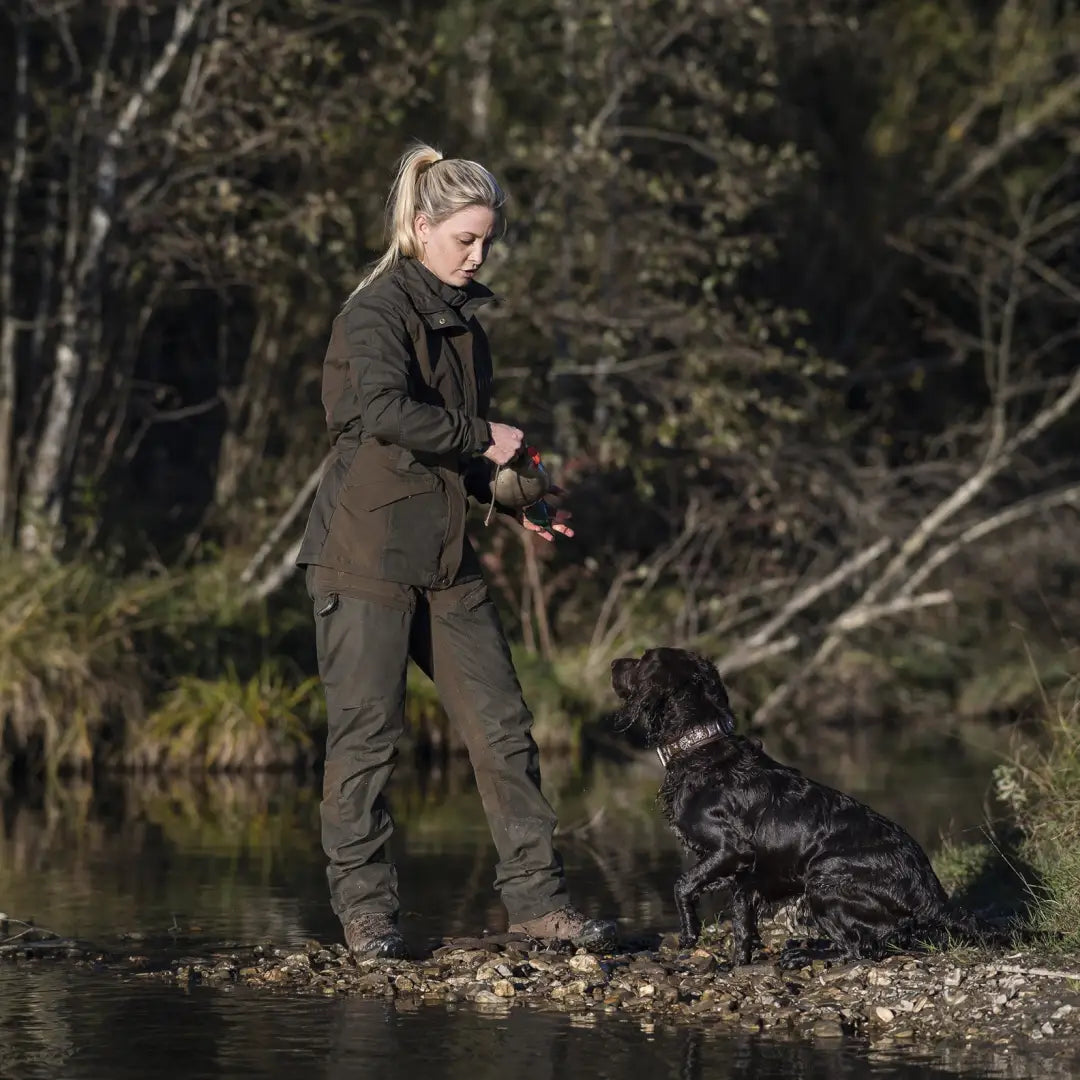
[{"xmin": 521, "ymin": 486, "xmax": 574, "ymax": 542}]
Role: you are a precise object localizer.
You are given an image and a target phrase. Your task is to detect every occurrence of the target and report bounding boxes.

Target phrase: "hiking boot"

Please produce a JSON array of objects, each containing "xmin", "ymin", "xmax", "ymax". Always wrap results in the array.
[
  {"xmin": 508, "ymin": 906, "xmax": 618, "ymax": 950},
  {"xmin": 343, "ymin": 912, "xmax": 410, "ymax": 960}
]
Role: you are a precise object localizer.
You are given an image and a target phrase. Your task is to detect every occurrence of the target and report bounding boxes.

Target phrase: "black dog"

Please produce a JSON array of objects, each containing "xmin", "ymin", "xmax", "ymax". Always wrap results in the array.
[{"xmin": 611, "ymin": 647, "xmax": 981, "ymax": 965}]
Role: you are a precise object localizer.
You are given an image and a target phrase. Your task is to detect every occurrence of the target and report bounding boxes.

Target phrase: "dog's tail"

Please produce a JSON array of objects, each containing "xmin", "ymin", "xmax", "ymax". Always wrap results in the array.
[{"xmin": 930, "ymin": 903, "xmax": 1019, "ymax": 950}]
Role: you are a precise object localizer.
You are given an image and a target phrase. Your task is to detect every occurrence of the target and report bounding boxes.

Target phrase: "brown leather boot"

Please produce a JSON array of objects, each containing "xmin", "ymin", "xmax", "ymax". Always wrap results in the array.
[
  {"xmin": 343, "ymin": 913, "xmax": 410, "ymax": 960},
  {"xmin": 508, "ymin": 905, "xmax": 618, "ymax": 950}
]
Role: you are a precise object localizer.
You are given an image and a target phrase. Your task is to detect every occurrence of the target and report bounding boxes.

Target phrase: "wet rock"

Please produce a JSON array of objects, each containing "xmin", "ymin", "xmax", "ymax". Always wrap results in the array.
[
  {"xmin": 20, "ymin": 911, "xmax": 1080, "ymax": 1077},
  {"xmin": 568, "ymin": 953, "xmax": 605, "ymax": 978},
  {"xmin": 354, "ymin": 972, "xmax": 391, "ymax": 994},
  {"xmin": 471, "ymin": 989, "xmax": 508, "ymax": 1005},
  {"xmin": 812, "ymin": 1019, "xmax": 845, "ymax": 1039}
]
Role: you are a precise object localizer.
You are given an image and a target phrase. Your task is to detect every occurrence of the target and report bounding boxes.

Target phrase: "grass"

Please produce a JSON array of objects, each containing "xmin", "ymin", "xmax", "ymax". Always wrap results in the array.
[
  {"xmin": 0, "ymin": 558, "xmax": 165, "ymax": 777},
  {"xmin": 929, "ymin": 675, "xmax": 1080, "ymax": 948},
  {"xmin": 137, "ymin": 660, "xmax": 323, "ymax": 771},
  {"xmin": 990, "ymin": 678, "xmax": 1080, "ymax": 946},
  {"xmin": 2, "ymin": 549, "xmax": 1077, "ymax": 781},
  {"xmin": 0, "ymin": 555, "xmax": 320, "ymax": 778}
]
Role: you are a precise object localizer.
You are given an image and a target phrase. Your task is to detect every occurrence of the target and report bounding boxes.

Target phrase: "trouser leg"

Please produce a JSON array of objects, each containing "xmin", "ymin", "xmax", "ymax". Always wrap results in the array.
[
  {"xmin": 310, "ymin": 572, "xmax": 414, "ymax": 925},
  {"xmin": 417, "ymin": 576, "xmax": 569, "ymax": 923}
]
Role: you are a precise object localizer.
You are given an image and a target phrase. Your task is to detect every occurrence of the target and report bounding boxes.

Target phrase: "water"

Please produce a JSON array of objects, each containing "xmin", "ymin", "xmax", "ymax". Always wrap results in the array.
[
  {"xmin": 1, "ymin": 973, "xmax": 1031, "ymax": 1080},
  {"xmin": 0, "ymin": 734, "xmax": 1035, "ymax": 1080}
]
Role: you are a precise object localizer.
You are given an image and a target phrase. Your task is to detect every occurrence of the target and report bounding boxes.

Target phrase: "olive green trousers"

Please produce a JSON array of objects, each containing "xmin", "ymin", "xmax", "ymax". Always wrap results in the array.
[{"xmin": 307, "ymin": 564, "xmax": 568, "ymax": 927}]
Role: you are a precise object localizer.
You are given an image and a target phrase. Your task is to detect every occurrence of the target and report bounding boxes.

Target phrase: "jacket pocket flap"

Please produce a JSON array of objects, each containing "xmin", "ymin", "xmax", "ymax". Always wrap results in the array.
[{"xmin": 347, "ymin": 472, "xmax": 436, "ymax": 511}]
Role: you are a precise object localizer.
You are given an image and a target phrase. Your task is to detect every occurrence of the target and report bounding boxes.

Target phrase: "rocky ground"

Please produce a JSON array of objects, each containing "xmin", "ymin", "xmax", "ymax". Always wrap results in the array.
[{"xmin": 5, "ymin": 917, "xmax": 1080, "ymax": 1076}]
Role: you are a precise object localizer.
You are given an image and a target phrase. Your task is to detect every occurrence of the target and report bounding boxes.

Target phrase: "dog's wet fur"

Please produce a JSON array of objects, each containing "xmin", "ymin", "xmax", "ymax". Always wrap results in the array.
[{"xmin": 611, "ymin": 647, "xmax": 985, "ymax": 966}]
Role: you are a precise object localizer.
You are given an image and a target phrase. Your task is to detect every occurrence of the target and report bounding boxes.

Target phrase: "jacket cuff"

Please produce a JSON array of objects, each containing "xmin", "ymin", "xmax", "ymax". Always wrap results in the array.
[{"xmin": 468, "ymin": 416, "xmax": 491, "ymax": 454}]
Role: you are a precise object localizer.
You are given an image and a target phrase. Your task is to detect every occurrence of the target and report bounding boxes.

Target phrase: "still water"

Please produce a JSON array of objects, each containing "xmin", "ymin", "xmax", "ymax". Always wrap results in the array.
[{"xmin": 0, "ymin": 733, "xmax": 1034, "ymax": 1079}]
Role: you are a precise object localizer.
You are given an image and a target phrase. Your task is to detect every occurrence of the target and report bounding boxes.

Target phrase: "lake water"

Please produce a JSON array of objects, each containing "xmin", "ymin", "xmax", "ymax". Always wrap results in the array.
[{"xmin": 0, "ymin": 732, "xmax": 1040, "ymax": 1079}]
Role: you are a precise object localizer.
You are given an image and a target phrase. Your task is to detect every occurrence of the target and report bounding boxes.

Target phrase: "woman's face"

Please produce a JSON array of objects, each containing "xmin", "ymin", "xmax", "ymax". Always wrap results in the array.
[{"xmin": 416, "ymin": 205, "xmax": 496, "ymax": 287}]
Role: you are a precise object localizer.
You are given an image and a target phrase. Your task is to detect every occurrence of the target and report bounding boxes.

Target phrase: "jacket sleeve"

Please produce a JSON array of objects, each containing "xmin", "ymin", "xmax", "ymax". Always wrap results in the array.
[{"xmin": 343, "ymin": 296, "xmax": 490, "ymax": 455}]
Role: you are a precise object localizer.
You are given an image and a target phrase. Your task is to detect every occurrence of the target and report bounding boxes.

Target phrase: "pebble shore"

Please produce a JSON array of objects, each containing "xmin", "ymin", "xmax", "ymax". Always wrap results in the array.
[{"xmin": 7, "ymin": 919, "xmax": 1080, "ymax": 1076}]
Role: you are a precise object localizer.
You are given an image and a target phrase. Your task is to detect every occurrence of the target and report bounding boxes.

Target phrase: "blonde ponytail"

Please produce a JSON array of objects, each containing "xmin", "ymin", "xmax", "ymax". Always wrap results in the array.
[{"xmin": 348, "ymin": 142, "xmax": 506, "ymax": 299}]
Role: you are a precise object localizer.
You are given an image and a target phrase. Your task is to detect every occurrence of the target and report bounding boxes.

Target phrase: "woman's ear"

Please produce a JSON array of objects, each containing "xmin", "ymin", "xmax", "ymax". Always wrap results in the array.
[{"xmin": 414, "ymin": 213, "xmax": 430, "ymax": 244}]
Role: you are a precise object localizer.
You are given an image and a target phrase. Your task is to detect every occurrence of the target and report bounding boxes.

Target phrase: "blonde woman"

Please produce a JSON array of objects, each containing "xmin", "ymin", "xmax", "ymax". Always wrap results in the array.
[{"xmin": 298, "ymin": 144, "xmax": 616, "ymax": 959}]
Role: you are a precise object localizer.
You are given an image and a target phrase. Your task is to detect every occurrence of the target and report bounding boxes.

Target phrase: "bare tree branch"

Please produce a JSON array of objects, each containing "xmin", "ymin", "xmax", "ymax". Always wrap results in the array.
[
  {"xmin": 240, "ymin": 451, "xmax": 332, "ymax": 587},
  {"xmin": 898, "ymin": 484, "xmax": 1080, "ymax": 599}
]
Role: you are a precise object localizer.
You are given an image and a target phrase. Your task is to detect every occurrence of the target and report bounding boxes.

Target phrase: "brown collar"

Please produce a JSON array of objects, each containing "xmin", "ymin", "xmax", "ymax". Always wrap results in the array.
[{"xmin": 656, "ymin": 719, "xmax": 731, "ymax": 768}]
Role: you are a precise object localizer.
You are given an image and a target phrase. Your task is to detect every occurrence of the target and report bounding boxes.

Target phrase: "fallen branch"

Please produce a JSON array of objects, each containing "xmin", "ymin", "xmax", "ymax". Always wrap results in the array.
[
  {"xmin": 718, "ymin": 539, "xmax": 889, "ymax": 672},
  {"xmin": 995, "ymin": 965, "xmax": 1080, "ymax": 981},
  {"xmin": 240, "ymin": 450, "xmax": 332, "ymax": 585},
  {"xmin": 752, "ymin": 362, "xmax": 1080, "ymax": 726},
  {"xmin": 831, "ymin": 590, "xmax": 953, "ymax": 632},
  {"xmin": 716, "ymin": 634, "xmax": 799, "ymax": 677},
  {"xmin": 898, "ymin": 484, "xmax": 1080, "ymax": 598},
  {"xmin": 247, "ymin": 536, "xmax": 302, "ymax": 602}
]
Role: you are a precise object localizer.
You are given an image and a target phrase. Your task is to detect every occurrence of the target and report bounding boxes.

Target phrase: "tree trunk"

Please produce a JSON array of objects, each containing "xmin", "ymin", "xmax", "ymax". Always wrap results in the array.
[
  {"xmin": 0, "ymin": 0, "xmax": 29, "ymax": 546},
  {"xmin": 18, "ymin": 0, "xmax": 206, "ymax": 554}
]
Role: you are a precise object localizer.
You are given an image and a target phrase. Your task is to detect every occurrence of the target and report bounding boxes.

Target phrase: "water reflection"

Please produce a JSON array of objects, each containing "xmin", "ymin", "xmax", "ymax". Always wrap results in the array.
[
  {"xmin": 0, "ymin": 970, "xmax": 1052, "ymax": 1080},
  {"xmin": 0, "ymin": 734, "xmax": 1050, "ymax": 1080},
  {"xmin": 1, "ymin": 735, "xmax": 1002, "ymax": 949}
]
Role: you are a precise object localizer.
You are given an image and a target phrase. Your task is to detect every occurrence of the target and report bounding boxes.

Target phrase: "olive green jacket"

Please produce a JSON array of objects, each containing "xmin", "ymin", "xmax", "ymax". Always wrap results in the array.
[{"xmin": 297, "ymin": 258, "xmax": 499, "ymax": 588}]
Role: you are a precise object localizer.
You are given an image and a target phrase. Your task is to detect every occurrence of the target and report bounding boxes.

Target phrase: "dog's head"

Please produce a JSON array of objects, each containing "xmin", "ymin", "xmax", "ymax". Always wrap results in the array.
[{"xmin": 610, "ymin": 647, "xmax": 736, "ymax": 746}]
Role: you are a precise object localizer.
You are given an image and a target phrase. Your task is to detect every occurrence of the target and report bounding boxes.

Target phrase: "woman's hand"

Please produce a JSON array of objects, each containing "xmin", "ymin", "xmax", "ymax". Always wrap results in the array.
[
  {"xmin": 521, "ymin": 486, "xmax": 574, "ymax": 542},
  {"xmin": 483, "ymin": 422, "xmax": 524, "ymax": 465}
]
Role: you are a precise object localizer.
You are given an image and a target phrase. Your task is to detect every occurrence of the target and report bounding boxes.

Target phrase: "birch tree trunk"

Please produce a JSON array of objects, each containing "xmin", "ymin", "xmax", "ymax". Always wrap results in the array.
[
  {"xmin": 18, "ymin": 0, "xmax": 206, "ymax": 555},
  {"xmin": 0, "ymin": 0, "xmax": 29, "ymax": 546}
]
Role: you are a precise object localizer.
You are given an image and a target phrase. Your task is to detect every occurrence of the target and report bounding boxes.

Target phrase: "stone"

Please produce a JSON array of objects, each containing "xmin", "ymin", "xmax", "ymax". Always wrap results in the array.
[
  {"xmin": 875, "ymin": 1007, "xmax": 895, "ymax": 1023},
  {"xmin": 812, "ymin": 1019, "xmax": 844, "ymax": 1039},
  {"xmin": 569, "ymin": 954, "xmax": 605, "ymax": 977}
]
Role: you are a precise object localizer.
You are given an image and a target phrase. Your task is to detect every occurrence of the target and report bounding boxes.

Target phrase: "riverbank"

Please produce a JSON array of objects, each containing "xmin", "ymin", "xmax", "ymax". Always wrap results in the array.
[
  {"xmin": 2, "ymin": 555, "xmax": 1075, "ymax": 780},
  {"xmin": 6, "ymin": 918, "xmax": 1080, "ymax": 1076}
]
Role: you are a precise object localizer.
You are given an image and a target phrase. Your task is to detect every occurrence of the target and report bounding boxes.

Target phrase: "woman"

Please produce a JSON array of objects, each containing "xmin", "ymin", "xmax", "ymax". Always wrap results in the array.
[{"xmin": 298, "ymin": 144, "xmax": 616, "ymax": 959}]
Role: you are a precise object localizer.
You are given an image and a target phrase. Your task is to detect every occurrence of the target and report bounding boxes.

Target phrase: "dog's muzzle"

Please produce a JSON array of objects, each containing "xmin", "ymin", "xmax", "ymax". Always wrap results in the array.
[{"xmin": 656, "ymin": 717, "xmax": 733, "ymax": 768}]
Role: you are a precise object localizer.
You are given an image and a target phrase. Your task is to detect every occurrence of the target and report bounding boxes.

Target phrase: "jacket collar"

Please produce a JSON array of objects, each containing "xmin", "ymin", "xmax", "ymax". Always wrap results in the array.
[
  {"xmin": 396, "ymin": 257, "xmax": 497, "ymax": 330},
  {"xmin": 655, "ymin": 718, "xmax": 731, "ymax": 768}
]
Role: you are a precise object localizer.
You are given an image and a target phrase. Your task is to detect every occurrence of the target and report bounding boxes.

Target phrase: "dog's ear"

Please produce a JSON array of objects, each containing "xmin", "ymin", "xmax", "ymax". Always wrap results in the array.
[{"xmin": 702, "ymin": 667, "xmax": 736, "ymax": 734}]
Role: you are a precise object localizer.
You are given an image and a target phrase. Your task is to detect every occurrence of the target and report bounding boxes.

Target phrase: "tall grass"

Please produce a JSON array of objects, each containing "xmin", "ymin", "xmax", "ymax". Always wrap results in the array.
[
  {"xmin": 0, "ymin": 559, "xmax": 166, "ymax": 776},
  {"xmin": 991, "ymin": 677, "xmax": 1080, "ymax": 945},
  {"xmin": 137, "ymin": 660, "xmax": 323, "ymax": 771},
  {"xmin": 0, "ymin": 556, "xmax": 319, "ymax": 777}
]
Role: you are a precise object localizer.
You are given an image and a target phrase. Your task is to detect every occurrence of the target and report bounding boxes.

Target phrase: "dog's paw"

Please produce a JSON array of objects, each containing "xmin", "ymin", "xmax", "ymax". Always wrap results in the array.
[{"xmin": 776, "ymin": 945, "xmax": 816, "ymax": 971}]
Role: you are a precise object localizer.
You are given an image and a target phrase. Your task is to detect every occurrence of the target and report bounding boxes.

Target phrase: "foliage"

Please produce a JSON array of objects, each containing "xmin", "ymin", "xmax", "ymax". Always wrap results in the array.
[
  {"xmin": 0, "ymin": 558, "xmax": 161, "ymax": 777},
  {"xmin": 992, "ymin": 680, "xmax": 1080, "ymax": 945},
  {"xmin": 137, "ymin": 660, "xmax": 323, "ymax": 772},
  {"xmin": 2, "ymin": 0, "xmax": 1080, "ymax": 769}
]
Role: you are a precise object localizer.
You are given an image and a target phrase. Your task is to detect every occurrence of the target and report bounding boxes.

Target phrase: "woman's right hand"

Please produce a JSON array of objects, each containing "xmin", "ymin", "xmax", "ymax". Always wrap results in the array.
[{"xmin": 483, "ymin": 422, "xmax": 524, "ymax": 465}]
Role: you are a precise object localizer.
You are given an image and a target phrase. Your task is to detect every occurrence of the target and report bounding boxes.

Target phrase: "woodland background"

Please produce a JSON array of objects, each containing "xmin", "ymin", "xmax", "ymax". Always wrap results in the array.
[{"xmin": 2, "ymin": 0, "xmax": 1079, "ymax": 777}]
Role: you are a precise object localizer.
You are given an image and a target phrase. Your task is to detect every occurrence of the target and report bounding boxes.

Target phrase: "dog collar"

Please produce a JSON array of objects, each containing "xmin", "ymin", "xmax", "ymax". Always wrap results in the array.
[{"xmin": 656, "ymin": 719, "xmax": 731, "ymax": 768}]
